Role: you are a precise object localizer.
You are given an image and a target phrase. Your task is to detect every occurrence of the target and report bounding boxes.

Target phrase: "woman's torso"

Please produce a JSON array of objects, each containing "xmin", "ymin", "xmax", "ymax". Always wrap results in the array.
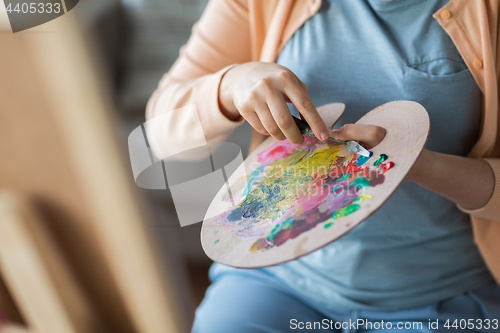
[{"xmin": 212, "ymin": 0, "xmax": 492, "ymax": 309}]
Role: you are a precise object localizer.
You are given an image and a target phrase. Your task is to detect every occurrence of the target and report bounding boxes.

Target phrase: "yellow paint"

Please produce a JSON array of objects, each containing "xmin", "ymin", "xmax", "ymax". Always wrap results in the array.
[{"xmin": 356, "ymin": 194, "xmax": 372, "ymax": 202}]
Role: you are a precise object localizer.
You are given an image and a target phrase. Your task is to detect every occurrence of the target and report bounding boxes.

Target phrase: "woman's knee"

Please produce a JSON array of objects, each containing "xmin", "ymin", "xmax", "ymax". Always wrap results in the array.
[{"xmin": 191, "ymin": 274, "xmax": 326, "ymax": 333}]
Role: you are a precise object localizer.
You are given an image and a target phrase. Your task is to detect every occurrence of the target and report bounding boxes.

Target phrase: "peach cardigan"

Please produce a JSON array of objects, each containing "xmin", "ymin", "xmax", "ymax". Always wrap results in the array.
[{"xmin": 146, "ymin": 0, "xmax": 500, "ymax": 281}]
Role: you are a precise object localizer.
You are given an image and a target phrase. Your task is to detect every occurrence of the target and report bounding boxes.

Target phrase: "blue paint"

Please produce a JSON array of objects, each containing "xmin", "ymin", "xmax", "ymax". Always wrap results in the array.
[
  {"xmin": 354, "ymin": 151, "xmax": 373, "ymax": 166},
  {"xmin": 242, "ymin": 166, "xmax": 264, "ymax": 197},
  {"xmin": 373, "ymin": 153, "xmax": 388, "ymax": 166}
]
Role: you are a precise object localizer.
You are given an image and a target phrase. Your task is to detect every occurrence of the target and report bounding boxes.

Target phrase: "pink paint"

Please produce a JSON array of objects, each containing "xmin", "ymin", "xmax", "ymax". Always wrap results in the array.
[{"xmin": 257, "ymin": 136, "xmax": 317, "ymax": 165}]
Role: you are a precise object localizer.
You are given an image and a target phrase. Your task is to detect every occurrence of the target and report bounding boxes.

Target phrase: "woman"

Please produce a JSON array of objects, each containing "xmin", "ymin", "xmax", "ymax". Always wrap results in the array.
[{"xmin": 147, "ymin": 0, "xmax": 500, "ymax": 331}]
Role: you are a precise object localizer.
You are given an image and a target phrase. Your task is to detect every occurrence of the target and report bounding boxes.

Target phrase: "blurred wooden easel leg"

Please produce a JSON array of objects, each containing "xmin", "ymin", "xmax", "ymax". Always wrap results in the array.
[
  {"xmin": 0, "ymin": 6, "xmax": 187, "ymax": 333},
  {"xmin": 0, "ymin": 192, "xmax": 84, "ymax": 333},
  {"xmin": 0, "ymin": 324, "xmax": 31, "ymax": 333}
]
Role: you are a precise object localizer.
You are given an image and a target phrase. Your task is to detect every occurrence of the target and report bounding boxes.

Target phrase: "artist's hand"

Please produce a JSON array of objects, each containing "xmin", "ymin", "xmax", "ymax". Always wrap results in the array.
[
  {"xmin": 331, "ymin": 124, "xmax": 427, "ymax": 180},
  {"xmin": 331, "ymin": 124, "xmax": 495, "ymax": 210},
  {"xmin": 330, "ymin": 124, "xmax": 387, "ymax": 149},
  {"xmin": 219, "ymin": 62, "xmax": 330, "ymax": 144}
]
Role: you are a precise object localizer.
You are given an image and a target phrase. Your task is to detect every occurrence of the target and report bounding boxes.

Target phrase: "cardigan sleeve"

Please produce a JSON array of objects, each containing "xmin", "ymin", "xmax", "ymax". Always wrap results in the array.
[
  {"xmin": 458, "ymin": 159, "xmax": 500, "ymax": 221},
  {"xmin": 145, "ymin": 0, "xmax": 250, "ymax": 160}
]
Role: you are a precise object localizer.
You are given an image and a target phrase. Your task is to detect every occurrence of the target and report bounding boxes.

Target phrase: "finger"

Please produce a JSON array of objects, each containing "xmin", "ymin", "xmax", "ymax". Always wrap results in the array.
[
  {"xmin": 243, "ymin": 111, "xmax": 269, "ymax": 135},
  {"xmin": 268, "ymin": 94, "xmax": 304, "ymax": 144},
  {"xmin": 256, "ymin": 105, "xmax": 286, "ymax": 141},
  {"xmin": 283, "ymin": 80, "xmax": 329, "ymax": 141},
  {"xmin": 331, "ymin": 124, "xmax": 386, "ymax": 149},
  {"xmin": 296, "ymin": 77, "xmax": 309, "ymax": 94}
]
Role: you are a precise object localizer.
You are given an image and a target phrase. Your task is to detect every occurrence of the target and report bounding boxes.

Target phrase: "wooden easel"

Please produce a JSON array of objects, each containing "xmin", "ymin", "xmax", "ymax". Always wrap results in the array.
[{"xmin": 0, "ymin": 9, "xmax": 187, "ymax": 333}]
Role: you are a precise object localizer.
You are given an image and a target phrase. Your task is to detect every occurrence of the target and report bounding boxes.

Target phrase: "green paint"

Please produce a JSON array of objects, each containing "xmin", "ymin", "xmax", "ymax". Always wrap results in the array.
[
  {"xmin": 337, "ymin": 173, "xmax": 351, "ymax": 181},
  {"xmin": 351, "ymin": 177, "xmax": 370, "ymax": 188},
  {"xmin": 373, "ymin": 154, "xmax": 388, "ymax": 167},
  {"xmin": 324, "ymin": 222, "xmax": 334, "ymax": 229},
  {"xmin": 269, "ymin": 218, "xmax": 294, "ymax": 238},
  {"xmin": 214, "ymin": 239, "xmax": 220, "ymax": 244},
  {"xmin": 332, "ymin": 204, "xmax": 360, "ymax": 219}
]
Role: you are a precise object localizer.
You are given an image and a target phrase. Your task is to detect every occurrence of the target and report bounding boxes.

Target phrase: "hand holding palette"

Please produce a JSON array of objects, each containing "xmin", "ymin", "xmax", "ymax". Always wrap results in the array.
[{"xmin": 201, "ymin": 101, "xmax": 430, "ymax": 268}]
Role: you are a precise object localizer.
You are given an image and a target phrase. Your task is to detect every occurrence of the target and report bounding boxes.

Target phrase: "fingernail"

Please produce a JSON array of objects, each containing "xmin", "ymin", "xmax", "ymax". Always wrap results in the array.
[
  {"xmin": 320, "ymin": 131, "xmax": 328, "ymax": 140},
  {"xmin": 330, "ymin": 129, "xmax": 339, "ymax": 137}
]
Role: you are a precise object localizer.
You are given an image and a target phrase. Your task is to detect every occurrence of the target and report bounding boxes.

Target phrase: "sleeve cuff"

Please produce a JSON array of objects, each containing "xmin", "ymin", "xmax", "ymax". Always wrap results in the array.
[
  {"xmin": 458, "ymin": 158, "xmax": 500, "ymax": 220},
  {"xmin": 194, "ymin": 64, "xmax": 245, "ymax": 141}
]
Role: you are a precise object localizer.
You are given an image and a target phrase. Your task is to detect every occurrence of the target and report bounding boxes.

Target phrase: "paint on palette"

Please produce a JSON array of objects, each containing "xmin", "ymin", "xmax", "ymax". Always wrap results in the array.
[
  {"xmin": 354, "ymin": 151, "xmax": 373, "ymax": 166},
  {"xmin": 324, "ymin": 222, "xmax": 334, "ymax": 229},
  {"xmin": 381, "ymin": 161, "xmax": 394, "ymax": 172},
  {"xmin": 215, "ymin": 137, "xmax": 394, "ymax": 252},
  {"xmin": 373, "ymin": 153, "xmax": 388, "ymax": 166}
]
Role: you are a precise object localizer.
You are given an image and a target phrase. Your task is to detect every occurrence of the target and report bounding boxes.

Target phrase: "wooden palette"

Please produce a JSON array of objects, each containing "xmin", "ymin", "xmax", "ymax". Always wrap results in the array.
[{"xmin": 201, "ymin": 101, "xmax": 430, "ymax": 268}]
